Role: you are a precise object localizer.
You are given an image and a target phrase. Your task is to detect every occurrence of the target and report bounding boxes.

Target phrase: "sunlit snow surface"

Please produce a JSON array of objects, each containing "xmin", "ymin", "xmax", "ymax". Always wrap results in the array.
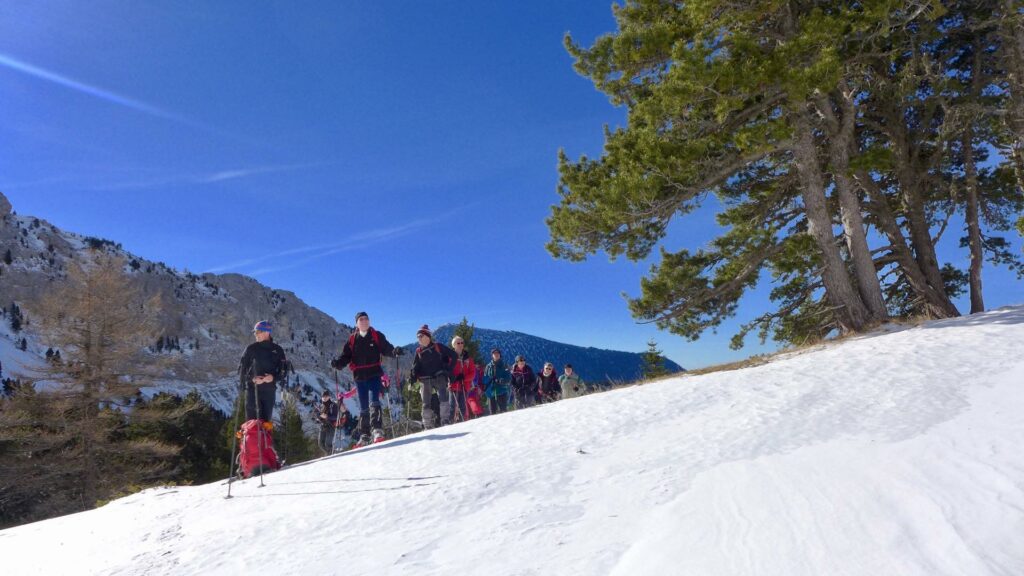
[{"xmin": 3, "ymin": 306, "xmax": 1022, "ymax": 575}]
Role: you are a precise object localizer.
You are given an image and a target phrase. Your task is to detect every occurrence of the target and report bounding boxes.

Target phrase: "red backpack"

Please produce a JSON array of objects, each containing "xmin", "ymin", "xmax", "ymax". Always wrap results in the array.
[{"xmin": 237, "ymin": 419, "xmax": 281, "ymax": 478}]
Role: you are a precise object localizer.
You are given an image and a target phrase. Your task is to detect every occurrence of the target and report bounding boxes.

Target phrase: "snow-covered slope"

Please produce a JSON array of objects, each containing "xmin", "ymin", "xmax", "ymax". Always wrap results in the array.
[{"xmin": 3, "ymin": 306, "xmax": 1023, "ymax": 576}]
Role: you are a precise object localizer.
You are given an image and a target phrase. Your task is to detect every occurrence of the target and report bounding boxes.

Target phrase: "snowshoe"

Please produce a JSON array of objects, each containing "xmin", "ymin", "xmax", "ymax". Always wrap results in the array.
[
  {"xmin": 371, "ymin": 429, "xmax": 385, "ymax": 444},
  {"xmin": 353, "ymin": 434, "xmax": 371, "ymax": 449}
]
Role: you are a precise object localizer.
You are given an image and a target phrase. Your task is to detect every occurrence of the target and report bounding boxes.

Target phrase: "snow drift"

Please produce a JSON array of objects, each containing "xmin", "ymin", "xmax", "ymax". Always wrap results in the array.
[{"xmin": 2, "ymin": 306, "xmax": 1022, "ymax": 575}]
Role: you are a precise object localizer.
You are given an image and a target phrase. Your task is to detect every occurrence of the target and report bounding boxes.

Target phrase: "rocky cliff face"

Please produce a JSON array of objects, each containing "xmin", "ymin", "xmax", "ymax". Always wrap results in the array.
[{"xmin": 0, "ymin": 191, "xmax": 362, "ymax": 414}]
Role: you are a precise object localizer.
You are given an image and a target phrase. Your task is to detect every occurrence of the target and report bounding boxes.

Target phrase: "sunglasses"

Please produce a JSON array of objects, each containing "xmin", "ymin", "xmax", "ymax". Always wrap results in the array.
[{"xmin": 454, "ymin": 341, "xmax": 464, "ymax": 345}]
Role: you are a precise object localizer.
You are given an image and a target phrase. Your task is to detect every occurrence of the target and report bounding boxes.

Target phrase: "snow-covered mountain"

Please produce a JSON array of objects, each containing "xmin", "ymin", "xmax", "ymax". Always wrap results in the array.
[
  {"xmin": 4, "ymin": 305, "xmax": 1021, "ymax": 576},
  {"xmin": 415, "ymin": 324, "xmax": 685, "ymax": 383},
  {"xmin": 0, "ymin": 191, "xmax": 354, "ymax": 417}
]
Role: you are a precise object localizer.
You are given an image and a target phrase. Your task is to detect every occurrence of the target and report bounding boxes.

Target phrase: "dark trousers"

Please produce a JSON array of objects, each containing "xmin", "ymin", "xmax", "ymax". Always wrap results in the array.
[
  {"xmin": 355, "ymin": 377, "xmax": 382, "ymax": 412},
  {"xmin": 245, "ymin": 381, "xmax": 276, "ymax": 421},
  {"xmin": 488, "ymin": 394, "xmax": 508, "ymax": 415},
  {"xmin": 451, "ymin": 389, "xmax": 470, "ymax": 421},
  {"xmin": 513, "ymin": 388, "xmax": 534, "ymax": 409},
  {"xmin": 318, "ymin": 425, "xmax": 335, "ymax": 455}
]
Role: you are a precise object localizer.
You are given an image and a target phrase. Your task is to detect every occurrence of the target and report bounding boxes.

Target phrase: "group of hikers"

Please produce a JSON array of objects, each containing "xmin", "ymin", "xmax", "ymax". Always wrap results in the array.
[{"xmin": 237, "ymin": 312, "xmax": 591, "ymax": 465}]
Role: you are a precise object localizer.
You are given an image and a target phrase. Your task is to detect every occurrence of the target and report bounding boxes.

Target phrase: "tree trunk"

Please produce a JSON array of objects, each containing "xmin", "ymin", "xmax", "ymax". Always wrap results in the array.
[
  {"xmin": 819, "ymin": 87, "xmax": 889, "ymax": 321},
  {"xmin": 790, "ymin": 109, "xmax": 871, "ymax": 332},
  {"xmin": 888, "ymin": 117, "xmax": 960, "ymax": 318},
  {"xmin": 963, "ymin": 130, "xmax": 985, "ymax": 313},
  {"xmin": 1001, "ymin": 0, "xmax": 1024, "ymax": 192},
  {"xmin": 854, "ymin": 171, "xmax": 959, "ymax": 318}
]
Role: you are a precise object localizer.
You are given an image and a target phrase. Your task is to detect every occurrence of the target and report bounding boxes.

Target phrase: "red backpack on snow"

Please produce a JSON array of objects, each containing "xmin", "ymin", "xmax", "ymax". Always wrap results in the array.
[{"xmin": 237, "ymin": 419, "xmax": 281, "ymax": 478}]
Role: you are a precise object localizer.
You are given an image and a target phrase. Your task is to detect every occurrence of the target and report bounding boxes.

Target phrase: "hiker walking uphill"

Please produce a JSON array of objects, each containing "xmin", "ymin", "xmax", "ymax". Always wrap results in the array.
[
  {"xmin": 330, "ymin": 311, "xmax": 402, "ymax": 446},
  {"xmin": 233, "ymin": 320, "xmax": 287, "ymax": 479},
  {"xmin": 510, "ymin": 355, "xmax": 537, "ymax": 408},
  {"xmin": 483, "ymin": 348, "xmax": 511, "ymax": 415},
  {"xmin": 316, "ymin": 390, "xmax": 339, "ymax": 455},
  {"xmin": 558, "ymin": 364, "xmax": 586, "ymax": 399},
  {"xmin": 449, "ymin": 335, "xmax": 477, "ymax": 421},
  {"xmin": 409, "ymin": 325, "xmax": 456, "ymax": 428},
  {"xmin": 537, "ymin": 362, "xmax": 562, "ymax": 403},
  {"xmin": 238, "ymin": 321, "xmax": 288, "ymax": 425}
]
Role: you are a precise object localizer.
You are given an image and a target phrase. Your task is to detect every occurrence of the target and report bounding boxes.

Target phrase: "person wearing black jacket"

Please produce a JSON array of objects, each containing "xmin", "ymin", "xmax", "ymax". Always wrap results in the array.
[
  {"xmin": 409, "ymin": 325, "xmax": 456, "ymax": 428},
  {"xmin": 238, "ymin": 320, "xmax": 288, "ymax": 426},
  {"xmin": 330, "ymin": 311, "xmax": 402, "ymax": 445},
  {"xmin": 537, "ymin": 362, "xmax": 562, "ymax": 403},
  {"xmin": 316, "ymin": 390, "xmax": 340, "ymax": 455}
]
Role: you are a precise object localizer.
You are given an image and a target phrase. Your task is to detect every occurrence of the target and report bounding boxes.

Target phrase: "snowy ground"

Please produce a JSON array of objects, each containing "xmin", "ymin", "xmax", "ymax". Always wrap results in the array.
[{"xmin": 2, "ymin": 306, "xmax": 1023, "ymax": 575}]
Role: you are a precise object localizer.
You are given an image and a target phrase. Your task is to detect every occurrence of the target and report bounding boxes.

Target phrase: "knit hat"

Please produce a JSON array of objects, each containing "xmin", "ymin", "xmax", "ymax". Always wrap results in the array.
[
  {"xmin": 354, "ymin": 311, "xmax": 369, "ymax": 322},
  {"xmin": 515, "ymin": 354, "xmax": 525, "ymax": 362},
  {"xmin": 416, "ymin": 324, "xmax": 432, "ymax": 339},
  {"xmin": 253, "ymin": 320, "xmax": 272, "ymax": 333},
  {"xmin": 491, "ymin": 348, "xmax": 502, "ymax": 356}
]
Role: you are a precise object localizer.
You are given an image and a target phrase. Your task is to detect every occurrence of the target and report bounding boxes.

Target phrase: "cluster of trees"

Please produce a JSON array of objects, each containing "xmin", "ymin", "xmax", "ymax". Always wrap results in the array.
[
  {"xmin": 549, "ymin": 0, "xmax": 1024, "ymax": 348},
  {"xmin": 0, "ymin": 258, "xmax": 253, "ymax": 528}
]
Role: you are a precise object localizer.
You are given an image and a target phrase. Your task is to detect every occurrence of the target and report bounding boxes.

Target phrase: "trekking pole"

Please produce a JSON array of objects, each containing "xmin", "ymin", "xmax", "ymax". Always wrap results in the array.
[
  {"xmin": 225, "ymin": 372, "xmax": 247, "ymax": 499},
  {"xmin": 331, "ymin": 369, "xmax": 342, "ymax": 453},
  {"xmin": 254, "ymin": 360, "xmax": 266, "ymax": 488}
]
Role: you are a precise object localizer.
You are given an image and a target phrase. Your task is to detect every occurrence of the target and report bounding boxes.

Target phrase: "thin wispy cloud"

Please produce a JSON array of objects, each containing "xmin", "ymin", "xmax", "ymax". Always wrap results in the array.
[
  {"xmin": 245, "ymin": 219, "xmax": 437, "ymax": 277},
  {"xmin": 206, "ymin": 214, "xmax": 456, "ymax": 277},
  {"xmin": 82, "ymin": 162, "xmax": 332, "ymax": 191},
  {"xmin": 0, "ymin": 52, "xmax": 192, "ymax": 126}
]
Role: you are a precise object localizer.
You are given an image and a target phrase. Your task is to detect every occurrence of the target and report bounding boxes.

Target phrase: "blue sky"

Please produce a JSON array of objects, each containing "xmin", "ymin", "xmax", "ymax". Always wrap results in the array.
[{"xmin": 1, "ymin": 2, "xmax": 1021, "ymax": 370}]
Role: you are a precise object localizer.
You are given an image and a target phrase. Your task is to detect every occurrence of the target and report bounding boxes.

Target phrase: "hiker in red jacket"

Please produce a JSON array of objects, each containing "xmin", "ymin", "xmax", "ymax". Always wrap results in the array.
[{"xmin": 449, "ymin": 335, "xmax": 477, "ymax": 422}]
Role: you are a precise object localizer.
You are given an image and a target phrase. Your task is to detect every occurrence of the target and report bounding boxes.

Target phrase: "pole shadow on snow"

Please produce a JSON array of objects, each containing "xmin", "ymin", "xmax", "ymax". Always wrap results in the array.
[
  {"xmin": 228, "ymin": 481, "xmax": 440, "ymax": 498},
  {"xmin": 340, "ymin": 432, "xmax": 470, "ymax": 456},
  {"xmin": 271, "ymin": 475, "xmax": 444, "ymax": 487}
]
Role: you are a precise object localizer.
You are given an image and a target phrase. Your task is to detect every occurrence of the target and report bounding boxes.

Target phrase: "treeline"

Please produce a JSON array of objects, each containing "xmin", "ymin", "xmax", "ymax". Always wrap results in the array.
[{"xmin": 549, "ymin": 0, "xmax": 1024, "ymax": 348}]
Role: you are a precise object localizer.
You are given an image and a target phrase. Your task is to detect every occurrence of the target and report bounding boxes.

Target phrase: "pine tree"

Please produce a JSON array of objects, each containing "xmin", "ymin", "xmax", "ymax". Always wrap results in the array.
[
  {"xmin": 275, "ymin": 393, "xmax": 312, "ymax": 465},
  {"xmin": 0, "ymin": 256, "xmax": 176, "ymax": 527},
  {"xmin": 641, "ymin": 339, "xmax": 669, "ymax": 380},
  {"xmin": 549, "ymin": 1, "xmax": 1024, "ymax": 349},
  {"xmin": 3, "ymin": 249, "xmax": 11, "ymax": 265},
  {"xmin": 452, "ymin": 316, "xmax": 484, "ymax": 365}
]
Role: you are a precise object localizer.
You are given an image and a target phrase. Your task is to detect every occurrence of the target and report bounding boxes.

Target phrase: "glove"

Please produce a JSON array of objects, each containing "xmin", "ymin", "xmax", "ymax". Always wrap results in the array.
[
  {"xmin": 452, "ymin": 373, "xmax": 464, "ymax": 382},
  {"xmin": 573, "ymin": 385, "xmax": 579, "ymax": 392},
  {"xmin": 330, "ymin": 357, "xmax": 344, "ymax": 370},
  {"xmin": 393, "ymin": 347, "xmax": 406, "ymax": 357}
]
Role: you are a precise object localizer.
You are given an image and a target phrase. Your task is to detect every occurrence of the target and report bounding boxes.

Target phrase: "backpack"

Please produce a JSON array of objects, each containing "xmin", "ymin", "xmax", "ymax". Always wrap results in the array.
[
  {"xmin": 237, "ymin": 419, "xmax": 281, "ymax": 478},
  {"xmin": 346, "ymin": 328, "xmax": 382, "ymax": 372}
]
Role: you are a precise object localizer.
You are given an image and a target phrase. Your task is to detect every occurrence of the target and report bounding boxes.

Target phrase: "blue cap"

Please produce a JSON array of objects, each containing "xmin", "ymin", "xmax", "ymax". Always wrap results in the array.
[{"xmin": 253, "ymin": 321, "xmax": 272, "ymax": 333}]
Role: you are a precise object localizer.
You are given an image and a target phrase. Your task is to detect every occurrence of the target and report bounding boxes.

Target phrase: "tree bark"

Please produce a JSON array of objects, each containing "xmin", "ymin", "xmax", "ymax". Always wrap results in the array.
[
  {"xmin": 1000, "ymin": 0, "xmax": 1024, "ymax": 193},
  {"xmin": 963, "ymin": 130, "xmax": 985, "ymax": 313},
  {"xmin": 790, "ymin": 108, "xmax": 871, "ymax": 332},
  {"xmin": 817, "ymin": 87, "xmax": 889, "ymax": 321},
  {"xmin": 887, "ymin": 114, "xmax": 960, "ymax": 317},
  {"xmin": 854, "ymin": 170, "xmax": 959, "ymax": 318}
]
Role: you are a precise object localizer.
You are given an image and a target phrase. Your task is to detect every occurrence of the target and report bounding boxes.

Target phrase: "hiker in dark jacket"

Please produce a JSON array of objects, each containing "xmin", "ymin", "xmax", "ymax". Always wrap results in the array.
[
  {"xmin": 316, "ymin": 390, "xmax": 340, "ymax": 455},
  {"xmin": 409, "ymin": 325, "xmax": 456, "ymax": 428},
  {"xmin": 537, "ymin": 362, "xmax": 562, "ymax": 403},
  {"xmin": 510, "ymin": 355, "xmax": 537, "ymax": 409},
  {"xmin": 330, "ymin": 311, "xmax": 402, "ymax": 445},
  {"xmin": 238, "ymin": 320, "xmax": 288, "ymax": 426},
  {"xmin": 483, "ymin": 349, "xmax": 511, "ymax": 415}
]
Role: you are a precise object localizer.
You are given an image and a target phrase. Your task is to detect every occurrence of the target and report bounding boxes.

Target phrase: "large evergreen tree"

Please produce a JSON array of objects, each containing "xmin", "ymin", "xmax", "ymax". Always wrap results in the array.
[{"xmin": 548, "ymin": 1, "xmax": 1023, "ymax": 349}]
